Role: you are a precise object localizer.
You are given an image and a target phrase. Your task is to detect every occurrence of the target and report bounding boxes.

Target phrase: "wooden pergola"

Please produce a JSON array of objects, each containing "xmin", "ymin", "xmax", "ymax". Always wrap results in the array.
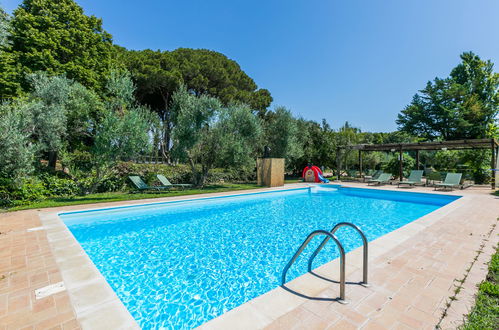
[{"xmin": 338, "ymin": 138, "xmax": 499, "ymax": 189}]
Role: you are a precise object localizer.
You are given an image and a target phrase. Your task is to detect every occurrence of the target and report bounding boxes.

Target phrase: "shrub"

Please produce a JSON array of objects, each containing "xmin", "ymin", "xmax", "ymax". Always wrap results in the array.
[
  {"xmin": 0, "ymin": 177, "xmax": 49, "ymax": 207},
  {"xmin": 383, "ymin": 154, "xmax": 416, "ymax": 178},
  {"xmin": 112, "ymin": 162, "xmax": 256, "ymax": 190},
  {"xmin": 39, "ymin": 174, "xmax": 80, "ymax": 197}
]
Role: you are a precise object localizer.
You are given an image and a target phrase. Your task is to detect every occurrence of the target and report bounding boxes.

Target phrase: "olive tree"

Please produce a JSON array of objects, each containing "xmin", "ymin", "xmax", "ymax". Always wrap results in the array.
[
  {"xmin": 26, "ymin": 72, "xmax": 104, "ymax": 168},
  {"xmin": 263, "ymin": 106, "xmax": 302, "ymax": 161},
  {"xmin": 171, "ymin": 87, "xmax": 262, "ymax": 186},
  {"xmin": 89, "ymin": 71, "xmax": 152, "ymax": 192},
  {"xmin": 0, "ymin": 99, "xmax": 35, "ymax": 180}
]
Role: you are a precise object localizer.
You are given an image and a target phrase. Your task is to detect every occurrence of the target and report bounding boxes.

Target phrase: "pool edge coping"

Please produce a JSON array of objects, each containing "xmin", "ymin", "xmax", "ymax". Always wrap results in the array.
[
  {"xmin": 38, "ymin": 184, "xmax": 319, "ymax": 328},
  {"xmin": 37, "ymin": 183, "xmax": 470, "ymax": 329},
  {"xmin": 197, "ymin": 186, "xmax": 471, "ymax": 329}
]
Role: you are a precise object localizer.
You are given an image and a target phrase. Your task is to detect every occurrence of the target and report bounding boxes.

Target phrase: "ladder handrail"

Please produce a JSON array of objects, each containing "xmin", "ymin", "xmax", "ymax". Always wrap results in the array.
[
  {"xmin": 307, "ymin": 222, "xmax": 368, "ymax": 285},
  {"xmin": 281, "ymin": 229, "xmax": 346, "ymax": 301}
]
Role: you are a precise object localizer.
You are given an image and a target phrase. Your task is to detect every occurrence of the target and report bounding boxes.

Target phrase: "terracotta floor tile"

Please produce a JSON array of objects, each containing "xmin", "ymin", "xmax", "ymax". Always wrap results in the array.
[{"xmin": 2, "ymin": 184, "xmax": 498, "ymax": 330}]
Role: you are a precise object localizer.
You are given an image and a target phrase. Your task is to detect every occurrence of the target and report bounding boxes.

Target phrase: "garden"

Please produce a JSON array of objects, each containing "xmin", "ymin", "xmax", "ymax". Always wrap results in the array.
[
  {"xmin": 0, "ymin": 1, "xmax": 497, "ymax": 212},
  {"xmin": 0, "ymin": 1, "xmax": 498, "ymax": 329}
]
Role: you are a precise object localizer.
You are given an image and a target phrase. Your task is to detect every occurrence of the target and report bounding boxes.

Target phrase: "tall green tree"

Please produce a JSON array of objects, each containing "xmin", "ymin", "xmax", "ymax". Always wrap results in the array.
[
  {"xmin": 122, "ymin": 48, "xmax": 272, "ymax": 158},
  {"xmin": 8, "ymin": 0, "xmax": 114, "ymax": 92},
  {"xmin": 0, "ymin": 6, "xmax": 21, "ymax": 98},
  {"xmin": 0, "ymin": 6, "xmax": 8, "ymax": 47},
  {"xmin": 120, "ymin": 48, "xmax": 182, "ymax": 159},
  {"xmin": 263, "ymin": 107, "xmax": 302, "ymax": 161},
  {"xmin": 90, "ymin": 70, "xmax": 152, "ymax": 191},
  {"xmin": 397, "ymin": 52, "xmax": 499, "ymax": 140},
  {"xmin": 171, "ymin": 48, "xmax": 272, "ymax": 113}
]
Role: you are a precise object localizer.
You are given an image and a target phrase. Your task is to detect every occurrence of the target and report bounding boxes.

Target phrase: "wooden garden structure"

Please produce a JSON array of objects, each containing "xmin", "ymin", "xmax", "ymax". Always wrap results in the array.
[{"xmin": 338, "ymin": 138, "xmax": 499, "ymax": 189}]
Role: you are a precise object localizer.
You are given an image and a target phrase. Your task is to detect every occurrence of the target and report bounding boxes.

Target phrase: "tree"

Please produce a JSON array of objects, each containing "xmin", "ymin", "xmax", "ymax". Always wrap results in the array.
[
  {"xmin": 122, "ymin": 48, "xmax": 273, "ymax": 159},
  {"xmin": 171, "ymin": 87, "xmax": 262, "ymax": 186},
  {"xmin": 0, "ymin": 6, "xmax": 8, "ymax": 47},
  {"xmin": 120, "ymin": 48, "xmax": 182, "ymax": 159},
  {"xmin": 383, "ymin": 154, "xmax": 415, "ymax": 178},
  {"xmin": 26, "ymin": 72, "xmax": 103, "ymax": 168},
  {"xmin": 0, "ymin": 7, "xmax": 21, "ymax": 98},
  {"xmin": 263, "ymin": 106, "xmax": 302, "ymax": 160},
  {"xmin": 335, "ymin": 121, "xmax": 362, "ymax": 172},
  {"xmin": 8, "ymin": 0, "xmax": 114, "ymax": 92},
  {"xmin": 90, "ymin": 71, "xmax": 152, "ymax": 191},
  {"xmin": 0, "ymin": 99, "xmax": 35, "ymax": 180},
  {"xmin": 397, "ymin": 52, "xmax": 499, "ymax": 140},
  {"xmin": 170, "ymin": 48, "xmax": 272, "ymax": 113},
  {"xmin": 27, "ymin": 73, "xmax": 71, "ymax": 167}
]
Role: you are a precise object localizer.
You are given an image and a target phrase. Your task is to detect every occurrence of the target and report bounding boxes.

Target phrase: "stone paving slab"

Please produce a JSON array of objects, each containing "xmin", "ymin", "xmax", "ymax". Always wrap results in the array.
[
  {"xmin": 0, "ymin": 183, "xmax": 497, "ymax": 329},
  {"xmin": 199, "ymin": 183, "xmax": 499, "ymax": 329}
]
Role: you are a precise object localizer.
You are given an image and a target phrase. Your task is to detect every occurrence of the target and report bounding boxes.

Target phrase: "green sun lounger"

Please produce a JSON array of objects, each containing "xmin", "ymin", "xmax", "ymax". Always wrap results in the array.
[
  {"xmin": 398, "ymin": 170, "xmax": 424, "ymax": 187},
  {"xmin": 156, "ymin": 174, "xmax": 193, "ymax": 190},
  {"xmin": 434, "ymin": 173, "xmax": 462, "ymax": 190},
  {"xmin": 129, "ymin": 176, "xmax": 170, "ymax": 192},
  {"xmin": 363, "ymin": 170, "xmax": 382, "ymax": 182},
  {"xmin": 367, "ymin": 173, "xmax": 392, "ymax": 185}
]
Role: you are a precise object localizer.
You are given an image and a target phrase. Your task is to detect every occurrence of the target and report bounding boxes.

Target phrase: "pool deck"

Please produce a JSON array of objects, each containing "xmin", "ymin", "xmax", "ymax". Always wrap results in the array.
[{"xmin": 0, "ymin": 182, "xmax": 497, "ymax": 329}]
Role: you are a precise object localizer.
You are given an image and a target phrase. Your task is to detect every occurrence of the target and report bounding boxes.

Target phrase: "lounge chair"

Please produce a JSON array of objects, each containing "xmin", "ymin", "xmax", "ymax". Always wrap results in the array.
[
  {"xmin": 398, "ymin": 170, "xmax": 424, "ymax": 187},
  {"xmin": 156, "ymin": 174, "xmax": 192, "ymax": 190},
  {"xmin": 363, "ymin": 170, "xmax": 382, "ymax": 182},
  {"xmin": 129, "ymin": 176, "xmax": 170, "ymax": 192},
  {"xmin": 434, "ymin": 173, "xmax": 462, "ymax": 191},
  {"xmin": 367, "ymin": 173, "xmax": 392, "ymax": 186}
]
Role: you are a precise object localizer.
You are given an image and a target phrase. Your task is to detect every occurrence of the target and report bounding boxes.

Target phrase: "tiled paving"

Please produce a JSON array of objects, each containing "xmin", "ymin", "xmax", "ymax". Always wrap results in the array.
[
  {"xmin": 0, "ymin": 183, "xmax": 498, "ymax": 329},
  {"xmin": 0, "ymin": 210, "xmax": 80, "ymax": 329}
]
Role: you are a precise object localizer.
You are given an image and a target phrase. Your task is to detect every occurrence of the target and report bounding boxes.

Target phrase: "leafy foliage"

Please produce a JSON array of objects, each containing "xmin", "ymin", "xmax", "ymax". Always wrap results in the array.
[
  {"xmin": 263, "ymin": 106, "xmax": 302, "ymax": 161},
  {"xmin": 120, "ymin": 48, "xmax": 272, "ymax": 158},
  {"xmin": 8, "ymin": 0, "xmax": 114, "ymax": 92},
  {"xmin": 0, "ymin": 6, "xmax": 21, "ymax": 98},
  {"xmin": 0, "ymin": 6, "xmax": 8, "ymax": 48},
  {"xmin": 397, "ymin": 52, "xmax": 499, "ymax": 140},
  {"xmin": 24, "ymin": 72, "xmax": 104, "ymax": 167},
  {"xmin": 0, "ymin": 99, "xmax": 35, "ymax": 180},
  {"xmin": 383, "ymin": 154, "xmax": 415, "ymax": 178},
  {"xmin": 171, "ymin": 87, "xmax": 261, "ymax": 186},
  {"xmin": 89, "ymin": 71, "xmax": 152, "ymax": 191}
]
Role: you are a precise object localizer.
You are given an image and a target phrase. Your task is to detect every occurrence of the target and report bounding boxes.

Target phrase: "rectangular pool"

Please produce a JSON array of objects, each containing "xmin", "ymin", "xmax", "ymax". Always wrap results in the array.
[{"xmin": 60, "ymin": 185, "xmax": 459, "ymax": 329}]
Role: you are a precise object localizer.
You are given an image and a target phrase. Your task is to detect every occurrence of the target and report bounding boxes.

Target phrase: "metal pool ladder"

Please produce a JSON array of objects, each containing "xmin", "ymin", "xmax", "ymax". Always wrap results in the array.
[{"xmin": 281, "ymin": 222, "xmax": 368, "ymax": 303}]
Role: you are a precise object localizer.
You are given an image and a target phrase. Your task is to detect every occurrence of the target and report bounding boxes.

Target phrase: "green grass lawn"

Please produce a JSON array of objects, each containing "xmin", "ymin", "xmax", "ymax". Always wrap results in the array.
[
  {"xmin": 284, "ymin": 178, "xmax": 303, "ymax": 184},
  {"xmin": 2, "ymin": 183, "xmax": 263, "ymax": 212},
  {"xmin": 461, "ymin": 243, "xmax": 499, "ymax": 329}
]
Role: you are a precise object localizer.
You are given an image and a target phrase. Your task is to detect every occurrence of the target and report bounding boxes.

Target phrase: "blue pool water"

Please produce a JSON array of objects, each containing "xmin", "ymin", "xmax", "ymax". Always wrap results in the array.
[{"xmin": 61, "ymin": 186, "xmax": 458, "ymax": 329}]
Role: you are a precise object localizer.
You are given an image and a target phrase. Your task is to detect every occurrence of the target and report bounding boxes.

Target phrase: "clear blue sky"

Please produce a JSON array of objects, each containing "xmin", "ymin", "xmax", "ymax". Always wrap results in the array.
[{"xmin": 3, "ymin": 0, "xmax": 499, "ymax": 132}]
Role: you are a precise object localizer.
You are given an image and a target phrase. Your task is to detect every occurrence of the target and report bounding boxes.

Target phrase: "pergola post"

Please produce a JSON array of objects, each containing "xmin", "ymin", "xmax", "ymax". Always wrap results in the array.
[
  {"xmin": 359, "ymin": 150, "xmax": 363, "ymax": 178},
  {"xmin": 341, "ymin": 139, "xmax": 497, "ymax": 189},
  {"xmin": 336, "ymin": 147, "xmax": 341, "ymax": 181},
  {"xmin": 399, "ymin": 146, "xmax": 403, "ymax": 180},
  {"xmin": 492, "ymin": 140, "xmax": 497, "ymax": 189}
]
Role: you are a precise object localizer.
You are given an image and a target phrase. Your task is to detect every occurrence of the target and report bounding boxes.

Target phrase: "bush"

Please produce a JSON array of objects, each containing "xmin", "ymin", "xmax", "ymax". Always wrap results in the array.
[
  {"xmin": 113, "ymin": 162, "xmax": 193, "ymax": 190},
  {"xmin": 0, "ymin": 177, "xmax": 49, "ymax": 207},
  {"xmin": 0, "ymin": 162, "xmax": 257, "ymax": 207},
  {"xmin": 112, "ymin": 162, "xmax": 256, "ymax": 189},
  {"xmin": 39, "ymin": 174, "xmax": 80, "ymax": 197},
  {"xmin": 383, "ymin": 154, "xmax": 416, "ymax": 178}
]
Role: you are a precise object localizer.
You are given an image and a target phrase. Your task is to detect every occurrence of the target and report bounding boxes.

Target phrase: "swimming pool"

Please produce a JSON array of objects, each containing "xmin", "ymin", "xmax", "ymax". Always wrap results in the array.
[{"xmin": 60, "ymin": 186, "xmax": 459, "ymax": 329}]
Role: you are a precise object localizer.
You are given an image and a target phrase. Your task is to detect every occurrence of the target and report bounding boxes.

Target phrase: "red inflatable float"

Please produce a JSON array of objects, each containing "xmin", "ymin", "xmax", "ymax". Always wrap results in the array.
[{"xmin": 302, "ymin": 165, "xmax": 329, "ymax": 183}]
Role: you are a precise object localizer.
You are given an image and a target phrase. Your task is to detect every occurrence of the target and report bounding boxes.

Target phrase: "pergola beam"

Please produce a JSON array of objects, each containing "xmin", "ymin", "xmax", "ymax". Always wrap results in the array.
[
  {"xmin": 339, "ymin": 138, "xmax": 499, "ymax": 189},
  {"xmin": 343, "ymin": 139, "xmax": 498, "ymax": 152}
]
